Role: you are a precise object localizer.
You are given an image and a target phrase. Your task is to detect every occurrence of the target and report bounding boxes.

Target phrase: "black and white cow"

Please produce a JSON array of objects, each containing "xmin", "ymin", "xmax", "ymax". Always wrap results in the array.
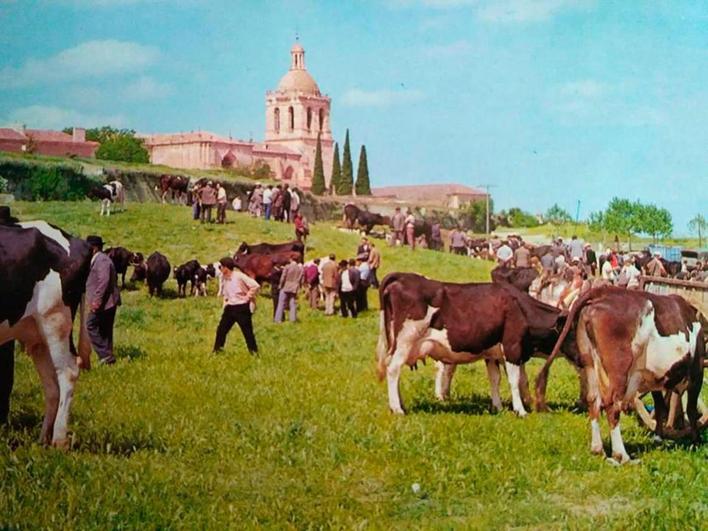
[
  {"xmin": 87, "ymin": 180, "xmax": 124, "ymax": 216},
  {"xmin": 174, "ymin": 259, "xmax": 207, "ymax": 297},
  {"xmin": 0, "ymin": 221, "xmax": 92, "ymax": 447}
]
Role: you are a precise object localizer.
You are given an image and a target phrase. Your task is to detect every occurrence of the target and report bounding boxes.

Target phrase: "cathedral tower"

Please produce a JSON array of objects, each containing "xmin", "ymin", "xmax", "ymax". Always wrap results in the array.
[{"xmin": 265, "ymin": 42, "xmax": 333, "ymax": 189}]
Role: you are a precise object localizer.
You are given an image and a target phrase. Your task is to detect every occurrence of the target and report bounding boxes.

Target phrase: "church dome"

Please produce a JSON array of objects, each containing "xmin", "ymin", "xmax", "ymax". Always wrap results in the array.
[{"xmin": 278, "ymin": 69, "xmax": 320, "ymax": 94}]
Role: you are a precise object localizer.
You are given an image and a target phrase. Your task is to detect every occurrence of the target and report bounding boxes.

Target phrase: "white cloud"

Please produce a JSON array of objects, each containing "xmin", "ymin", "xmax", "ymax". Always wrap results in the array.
[
  {"xmin": 477, "ymin": 0, "xmax": 594, "ymax": 23},
  {"xmin": 424, "ymin": 39, "xmax": 472, "ymax": 57},
  {"xmin": 3, "ymin": 105, "xmax": 126, "ymax": 129},
  {"xmin": 0, "ymin": 40, "xmax": 161, "ymax": 88},
  {"xmin": 393, "ymin": 0, "xmax": 594, "ymax": 22},
  {"xmin": 123, "ymin": 76, "xmax": 173, "ymax": 100},
  {"xmin": 551, "ymin": 80, "xmax": 664, "ymax": 126},
  {"xmin": 342, "ymin": 88, "xmax": 425, "ymax": 107}
]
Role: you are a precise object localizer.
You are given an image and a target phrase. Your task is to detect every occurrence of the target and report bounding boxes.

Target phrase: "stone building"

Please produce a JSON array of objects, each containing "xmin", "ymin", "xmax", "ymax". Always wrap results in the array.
[
  {"xmin": 372, "ymin": 184, "xmax": 488, "ymax": 209},
  {"xmin": 0, "ymin": 127, "xmax": 98, "ymax": 157},
  {"xmin": 143, "ymin": 42, "xmax": 333, "ymax": 190}
]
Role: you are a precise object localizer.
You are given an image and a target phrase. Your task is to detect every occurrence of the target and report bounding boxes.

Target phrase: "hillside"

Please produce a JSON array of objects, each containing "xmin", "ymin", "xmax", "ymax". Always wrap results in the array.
[{"xmin": 1, "ymin": 202, "xmax": 706, "ymax": 529}]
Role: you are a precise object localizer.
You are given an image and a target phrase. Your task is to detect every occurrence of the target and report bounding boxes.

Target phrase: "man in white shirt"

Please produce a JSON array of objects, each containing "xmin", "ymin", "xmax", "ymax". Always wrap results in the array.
[
  {"xmin": 213, "ymin": 257, "xmax": 260, "ymax": 354},
  {"xmin": 263, "ymin": 185, "xmax": 273, "ymax": 220},
  {"xmin": 496, "ymin": 240, "xmax": 514, "ymax": 266}
]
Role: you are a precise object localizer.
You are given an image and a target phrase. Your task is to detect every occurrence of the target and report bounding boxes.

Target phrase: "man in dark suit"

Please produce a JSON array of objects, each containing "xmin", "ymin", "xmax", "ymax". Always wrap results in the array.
[
  {"xmin": 0, "ymin": 206, "xmax": 19, "ymax": 424},
  {"xmin": 86, "ymin": 235, "xmax": 121, "ymax": 365}
]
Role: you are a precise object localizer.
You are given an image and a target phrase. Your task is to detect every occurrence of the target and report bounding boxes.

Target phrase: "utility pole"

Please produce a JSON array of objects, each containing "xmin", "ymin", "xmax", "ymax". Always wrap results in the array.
[
  {"xmin": 575, "ymin": 199, "xmax": 581, "ymax": 227},
  {"xmin": 477, "ymin": 184, "xmax": 496, "ymax": 237}
]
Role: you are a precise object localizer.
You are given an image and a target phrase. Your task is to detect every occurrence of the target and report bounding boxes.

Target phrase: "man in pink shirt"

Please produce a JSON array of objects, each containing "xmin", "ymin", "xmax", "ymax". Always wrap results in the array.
[{"xmin": 213, "ymin": 257, "xmax": 260, "ymax": 354}]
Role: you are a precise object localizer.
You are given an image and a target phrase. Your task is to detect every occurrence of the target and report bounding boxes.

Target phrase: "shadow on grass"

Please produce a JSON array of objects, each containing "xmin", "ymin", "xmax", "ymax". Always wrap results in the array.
[
  {"xmin": 155, "ymin": 287, "xmax": 179, "ymax": 300},
  {"xmin": 72, "ymin": 431, "xmax": 168, "ymax": 456},
  {"xmin": 115, "ymin": 344, "xmax": 147, "ymax": 361},
  {"xmin": 409, "ymin": 394, "xmax": 496, "ymax": 416}
]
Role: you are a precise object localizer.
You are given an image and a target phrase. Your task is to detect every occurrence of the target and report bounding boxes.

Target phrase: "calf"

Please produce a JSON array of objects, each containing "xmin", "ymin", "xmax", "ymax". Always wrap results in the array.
[
  {"xmin": 105, "ymin": 246, "xmax": 140, "ymax": 288},
  {"xmin": 535, "ymin": 287, "xmax": 705, "ymax": 463},
  {"xmin": 131, "ymin": 251, "xmax": 171, "ymax": 296},
  {"xmin": 174, "ymin": 260, "xmax": 202, "ymax": 297},
  {"xmin": 156, "ymin": 174, "xmax": 188, "ymax": 204},
  {"xmin": 0, "ymin": 221, "xmax": 92, "ymax": 447}
]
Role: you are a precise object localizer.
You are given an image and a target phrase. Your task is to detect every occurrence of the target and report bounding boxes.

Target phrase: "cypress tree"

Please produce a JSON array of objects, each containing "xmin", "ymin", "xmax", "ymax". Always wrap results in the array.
[
  {"xmin": 340, "ymin": 129, "xmax": 353, "ymax": 195},
  {"xmin": 311, "ymin": 133, "xmax": 325, "ymax": 195},
  {"xmin": 355, "ymin": 144, "xmax": 371, "ymax": 196},
  {"xmin": 330, "ymin": 142, "xmax": 341, "ymax": 195}
]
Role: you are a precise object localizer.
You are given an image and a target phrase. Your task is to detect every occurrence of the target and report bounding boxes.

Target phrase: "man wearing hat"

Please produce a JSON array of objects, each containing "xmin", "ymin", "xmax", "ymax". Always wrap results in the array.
[
  {"xmin": 85, "ymin": 235, "xmax": 121, "ymax": 365},
  {"xmin": 0, "ymin": 206, "xmax": 19, "ymax": 423}
]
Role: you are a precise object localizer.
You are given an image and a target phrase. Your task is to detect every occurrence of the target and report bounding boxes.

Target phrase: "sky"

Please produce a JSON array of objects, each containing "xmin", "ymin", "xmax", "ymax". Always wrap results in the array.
[{"xmin": 0, "ymin": 0, "xmax": 706, "ymax": 233}]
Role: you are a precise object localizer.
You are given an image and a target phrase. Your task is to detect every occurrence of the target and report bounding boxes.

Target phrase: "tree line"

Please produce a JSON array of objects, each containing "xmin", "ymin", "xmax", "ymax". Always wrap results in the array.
[{"xmin": 311, "ymin": 128, "xmax": 371, "ymax": 196}]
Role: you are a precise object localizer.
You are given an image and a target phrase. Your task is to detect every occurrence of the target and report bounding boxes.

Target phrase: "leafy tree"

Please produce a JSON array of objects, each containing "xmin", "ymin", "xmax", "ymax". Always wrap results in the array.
[
  {"xmin": 330, "ymin": 143, "xmax": 341, "ymax": 195},
  {"xmin": 63, "ymin": 126, "xmax": 149, "ymax": 163},
  {"xmin": 545, "ymin": 203, "xmax": 572, "ymax": 225},
  {"xmin": 637, "ymin": 203, "xmax": 672, "ymax": 243},
  {"xmin": 507, "ymin": 207, "xmax": 539, "ymax": 228},
  {"xmin": 688, "ymin": 214, "xmax": 707, "ymax": 247},
  {"xmin": 354, "ymin": 144, "xmax": 371, "ymax": 196},
  {"xmin": 588, "ymin": 210, "xmax": 604, "ymax": 233},
  {"xmin": 339, "ymin": 129, "xmax": 353, "ymax": 195},
  {"xmin": 463, "ymin": 198, "xmax": 494, "ymax": 233},
  {"xmin": 601, "ymin": 197, "xmax": 643, "ymax": 249},
  {"xmin": 311, "ymin": 133, "xmax": 326, "ymax": 195}
]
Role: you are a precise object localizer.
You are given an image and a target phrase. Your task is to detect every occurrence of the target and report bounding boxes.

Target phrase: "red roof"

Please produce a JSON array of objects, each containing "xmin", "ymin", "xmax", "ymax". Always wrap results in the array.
[
  {"xmin": 0, "ymin": 128, "xmax": 27, "ymax": 141},
  {"xmin": 25, "ymin": 129, "xmax": 74, "ymax": 142},
  {"xmin": 372, "ymin": 183, "xmax": 487, "ymax": 202}
]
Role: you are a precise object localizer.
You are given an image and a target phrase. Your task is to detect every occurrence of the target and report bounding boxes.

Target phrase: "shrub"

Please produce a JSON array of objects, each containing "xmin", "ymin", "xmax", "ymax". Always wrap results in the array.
[{"xmin": 0, "ymin": 159, "xmax": 97, "ymax": 200}]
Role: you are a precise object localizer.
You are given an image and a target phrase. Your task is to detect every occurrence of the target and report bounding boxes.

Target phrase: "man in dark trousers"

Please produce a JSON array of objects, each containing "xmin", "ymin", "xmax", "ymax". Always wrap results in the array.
[
  {"xmin": 0, "ymin": 206, "xmax": 19, "ymax": 424},
  {"xmin": 213, "ymin": 257, "xmax": 260, "ymax": 354},
  {"xmin": 86, "ymin": 235, "xmax": 121, "ymax": 365}
]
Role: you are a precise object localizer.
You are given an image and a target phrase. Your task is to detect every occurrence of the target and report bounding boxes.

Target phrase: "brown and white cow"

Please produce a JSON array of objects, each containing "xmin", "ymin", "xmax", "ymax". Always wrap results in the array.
[
  {"xmin": 535, "ymin": 286, "xmax": 705, "ymax": 463},
  {"xmin": 0, "ymin": 221, "xmax": 92, "ymax": 447},
  {"xmin": 376, "ymin": 272, "xmax": 570, "ymax": 416}
]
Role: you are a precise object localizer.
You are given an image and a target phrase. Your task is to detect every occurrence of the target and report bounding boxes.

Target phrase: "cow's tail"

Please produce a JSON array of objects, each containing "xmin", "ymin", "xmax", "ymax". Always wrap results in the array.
[
  {"xmin": 534, "ymin": 288, "xmax": 597, "ymax": 410},
  {"xmin": 77, "ymin": 294, "xmax": 91, "ymax": 371},
  {"xmin": 376, "ymin": 273, "xmax": 400, "ymax": 381}
]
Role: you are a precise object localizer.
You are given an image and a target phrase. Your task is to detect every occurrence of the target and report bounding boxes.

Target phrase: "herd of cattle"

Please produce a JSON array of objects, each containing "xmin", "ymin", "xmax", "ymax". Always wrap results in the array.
[{"xmin": 1, "ymin": 209, "xmax": 706, "ymax": 464}]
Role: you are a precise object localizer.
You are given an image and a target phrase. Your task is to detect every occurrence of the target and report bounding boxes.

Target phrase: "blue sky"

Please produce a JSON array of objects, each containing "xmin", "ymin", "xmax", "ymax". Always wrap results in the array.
[{"xmin": 0, "ymin": 0, "xmax": 706, "ymax": 233}]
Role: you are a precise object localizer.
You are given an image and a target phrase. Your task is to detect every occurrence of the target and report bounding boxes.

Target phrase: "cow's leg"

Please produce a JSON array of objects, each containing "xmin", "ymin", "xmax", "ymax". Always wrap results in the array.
[
  {"xmin": 651, "ymin": 391, "xmax": 668, "ymax": 440},
  {"xmin": 434, "ymin": 361, "xmax": 456, "ymax": 401},
  {"xmin": 575, "ymin": 366, "xmax": 588, "ymax": 411},
  {"xmin": 504, "ymin": 361, "xmax": 527, "ymax": 417},
  {"xmin": 607, "ymin": 403, "xmax": 630, "ymax": 464},
  {"xmin": 30, "ymin": 343, "xmax": 59, "ymax": 445},
  {"xmin": 485, "ymin": 360, "xmax": 503, "ymax": 412},
  {"xmin": 586, "ymin": 367, "xmax": 604, "ymax": 456},
  {"xmin": 386, "ymin": 348, "xmax": 409, "ymax": 414},
  {"xmin": 39, "ymin": 310, "xmax": 78, "ymax": 448},
  {"xmin": 686, "ymin": 376, "xmax": 702, "ymax": 443},
  {"xmin": 518, "ymin": 363, "xmax": 533, "ymax": 410}
]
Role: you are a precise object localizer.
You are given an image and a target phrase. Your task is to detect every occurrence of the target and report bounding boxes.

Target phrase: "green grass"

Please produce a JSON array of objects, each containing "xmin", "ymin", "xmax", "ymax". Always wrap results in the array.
[{"xmin": 1, "ymin": 202, "xmax": 707, "ymax": 529}]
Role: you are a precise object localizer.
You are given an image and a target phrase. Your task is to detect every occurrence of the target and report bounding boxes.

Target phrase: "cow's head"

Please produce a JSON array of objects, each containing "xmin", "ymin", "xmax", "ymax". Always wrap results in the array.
[
  {"xmin": 130, "ymin": 252, "xmax": 143, "ymax": 265},
  {"xmin": 130, "ymin": 263, "xmax": 147, "ymax": 282},
  {"xmin": 236, "ymin": 242, "xmax": 249, "ymax": 254},
  {"xmin": 205, "ymin": 263, "xmax": 216, "ymax": 278}
]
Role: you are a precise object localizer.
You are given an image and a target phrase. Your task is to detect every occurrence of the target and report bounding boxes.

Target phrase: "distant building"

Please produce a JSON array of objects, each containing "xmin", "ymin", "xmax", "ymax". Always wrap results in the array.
[
  {"xmin": 0, "ymin": 127, "xmax": 99, "ymax": 158},
  {"xmin": 372, "ymin": 183, "xmax": 488, "ymax": 209},
  {"xmin": 143, "ymin": 42, "xmax": 334, "ymax": 190}
]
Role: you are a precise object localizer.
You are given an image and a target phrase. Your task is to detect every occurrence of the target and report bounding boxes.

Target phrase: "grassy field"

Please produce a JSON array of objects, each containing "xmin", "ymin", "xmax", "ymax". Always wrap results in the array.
[{"xmin": 1, "ymin": 201, "xmax": 707, "ymax": 529}]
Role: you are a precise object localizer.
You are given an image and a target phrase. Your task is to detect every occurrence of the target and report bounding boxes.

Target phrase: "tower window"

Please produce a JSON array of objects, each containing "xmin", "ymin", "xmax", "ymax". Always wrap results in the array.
[
  {"xmin": 288, "ymin": 106, "xmax": 294, "ymax": 131},
  {"xmin": 307, "ymin": 108, "xmax": 312, "ymax": 130},
  {"xmin": 274, "ymin": 108, "xmax": 280, "ymax": 133},
  {"xmin": 319, "ymin": 109, "xmax": 324, "ymax": 131}
]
